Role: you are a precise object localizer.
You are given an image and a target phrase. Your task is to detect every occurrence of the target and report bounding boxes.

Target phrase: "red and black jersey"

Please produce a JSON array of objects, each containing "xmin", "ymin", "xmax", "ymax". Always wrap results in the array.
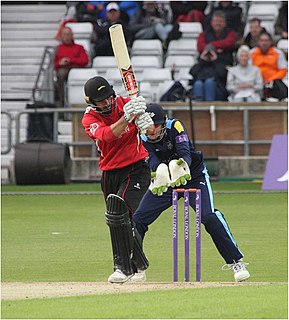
[{"xmin": 82, "ymin": 96, "xmax": 148, "ymax": 171}]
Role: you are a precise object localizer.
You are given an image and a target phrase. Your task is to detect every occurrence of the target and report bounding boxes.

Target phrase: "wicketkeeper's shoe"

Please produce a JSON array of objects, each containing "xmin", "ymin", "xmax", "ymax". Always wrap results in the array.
[
  {"xmin": 128, "ymin": 270, "xmax": 146, "ymax": 282},
  {"xmin": 222, "ymin": 261, "xmax": 250, "ymax": 282},
  {"xmin": 108, "ymin": 269, "xmax": 133, "ymax": 283}
]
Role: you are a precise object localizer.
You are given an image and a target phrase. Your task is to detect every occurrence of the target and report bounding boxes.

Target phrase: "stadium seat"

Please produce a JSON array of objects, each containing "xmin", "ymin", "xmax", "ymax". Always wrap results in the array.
[
  {"xmin": 139, "ymin": 68, "xmax": 173, "ymax": 102},
  {"xmin": 138, "ymin": 82, "xmax": 153, "ymax": 102},
  {"xmin": 247, "ymin": 4, "xmax": 279, "ymax": 22},
  {"xmin": 164, "ymin": 55, "xmax": 195, "ymax": 71},
  {"xmin": 92, "ymin": 56, "xmax": 117, "ymax": 76},
  {"xmin": 65, "ymin": 22, "xmax": 93, "ymax": 40},
  {"xmin": 277, "ymin": 39, "xmax": 288, "ymax": 53},
  {"xmin": 131, "ymin": 39, "xmax": 163, "ymax": 65},
  {"xmin": 179, "ymin": 22, "xmax": 203, "ymax": 39},
  {"xmin": 131, "ymin": 56, "xmax": 162, "ymax": 69},
  {"xmin": 166, "ymin": 39, "xmax": 198, "ymax": 56},
  {"xmin": 66, "ymin": 68, "xmax": 98, "ymax": 105},
  {"xmin": 74, "ymin": 39, "xmax": 93, "ymax": 60},
  {"xmin": 131, "ymin": 56, "xmax": 162, "ymax": 79},
  {"xmin": 104, "ymin": 69, "xmax": 126, "ymax": 96}
]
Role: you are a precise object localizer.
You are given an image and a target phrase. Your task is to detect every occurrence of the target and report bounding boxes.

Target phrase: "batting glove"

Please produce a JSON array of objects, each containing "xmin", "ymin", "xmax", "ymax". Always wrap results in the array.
[
  {"xmin": 123, "ymin": 96, "xmax": 146, "ymax": 122},
  {"xmin": 169, "ymin": 158, "xmax": 191, "ymax": 187},
  {"xmin": 149, "ymin": 163, "xmax": 171, "ymax": 196},
  {"xmin": 135, "ymin": 112, "xmax": 154, "ymax": 133}
]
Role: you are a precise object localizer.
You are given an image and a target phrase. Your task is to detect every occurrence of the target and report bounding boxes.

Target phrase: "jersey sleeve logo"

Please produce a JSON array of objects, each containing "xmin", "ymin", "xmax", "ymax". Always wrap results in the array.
[
  {"xmin": 174, "ymin": 120, "xmax": 184, "ymax": 133},
  {"xmin": 89, "ymin": 122, "xmax": 99, "ymax": 135},
  {"xmin": 176, "ymin": 135, "xmax": 189, "ymax": 143}
]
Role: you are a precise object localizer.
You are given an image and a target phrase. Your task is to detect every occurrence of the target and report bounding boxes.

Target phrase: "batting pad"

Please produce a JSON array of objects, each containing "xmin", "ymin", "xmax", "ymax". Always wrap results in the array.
[{"xmin": 105, "ymin": 194, "xmax": 134, "ymax": 275}]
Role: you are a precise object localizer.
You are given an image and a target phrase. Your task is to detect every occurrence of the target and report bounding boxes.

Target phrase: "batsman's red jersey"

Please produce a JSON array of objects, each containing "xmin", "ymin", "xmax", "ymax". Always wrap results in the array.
[{"xmin": 82, "ymin": 96, "xmax": 148, "ymax": 171}]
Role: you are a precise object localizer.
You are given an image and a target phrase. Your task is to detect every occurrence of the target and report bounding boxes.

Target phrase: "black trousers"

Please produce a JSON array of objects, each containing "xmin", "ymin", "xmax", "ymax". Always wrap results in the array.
[{"xmin": 101, "ymin": 160, "xmax": 151, "ymax": 216}]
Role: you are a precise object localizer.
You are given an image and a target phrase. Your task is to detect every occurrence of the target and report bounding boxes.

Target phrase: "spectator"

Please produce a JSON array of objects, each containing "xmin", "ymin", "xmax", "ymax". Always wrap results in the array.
[
  {"xmin": 93, "ymin": 2, "xmax": 128, "ymax": 57},
  {"xmin": 197, "ymin": 10, "xmax": 237, "ymax": 66},
  {"xmin": 241, "ymin": 18, "xmax": 267, "ymax": 49},
  {"xmin": 75, "ymin": 1, "xmax": 99, "ymax": 23},
  {"xmin": 275, "ymin": 1, "xmax": 288, "ymax": 40},
  {"xmin": 189, "ymin": 45, "xmax": 228, "ymax": 101},
  {"xmin": 206, "ymin": 1, "xmax": 244, "ymax": 37},
  {"xmin": 87, "ymin": 1, "xmax": 108, "ymax": 20},
  {"xmin": 251, "ymin": 31, "xmax": 288, "ymax": 101},
  {"xmin": 54, "ymin": 27, "xmax": 89, "ymax": 108},
  {"xmin": 226, "ymin": 45, "xmax": 263, "ymax": 102},
  {"xmin": 170, "ymin": 1, "xmax": 207, "ymax": 28},
  {"xmin": 119, "ymin": 1, "xmax": 140, "ymax": 19},
  {"xmin": 128, "ymin": 1, "xmax": 173, "ymax": 45}
]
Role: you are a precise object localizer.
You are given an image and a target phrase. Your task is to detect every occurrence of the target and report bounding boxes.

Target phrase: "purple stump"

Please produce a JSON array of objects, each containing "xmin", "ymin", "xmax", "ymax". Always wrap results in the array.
[
  {"xmin": 184, "ymin": 190, "xmax": 190, "ymax": 282},
  {"xmin": 172, "ymin": 190, "xmax": 178, "ymax": 282},
  {"xmin": 195, "ymin": 189, "xmax": 201, "ymax": 282}
]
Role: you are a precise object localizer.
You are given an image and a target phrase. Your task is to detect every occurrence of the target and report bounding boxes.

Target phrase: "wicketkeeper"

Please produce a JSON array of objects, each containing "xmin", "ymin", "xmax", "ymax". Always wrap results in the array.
[
  {"xmin": 82, "ymin": 76, "xmax": 154, "ymax": 283},
  {"xmin": 133, "ymin": 103, "xmax": 250, "ymax": 282}
]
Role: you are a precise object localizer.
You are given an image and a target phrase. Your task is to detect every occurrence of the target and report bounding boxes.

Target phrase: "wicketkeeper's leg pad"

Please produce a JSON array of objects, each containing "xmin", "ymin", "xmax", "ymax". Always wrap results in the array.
[
  {"xmin": 105, "ymin": 194, "xmax": 134, "ymax": 276},
  {"xmin": 131, "ymin": 226, "xmax": 149, "ymax": 271}
]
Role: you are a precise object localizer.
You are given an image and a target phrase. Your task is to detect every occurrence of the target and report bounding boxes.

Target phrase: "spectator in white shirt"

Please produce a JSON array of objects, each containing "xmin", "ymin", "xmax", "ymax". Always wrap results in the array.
[{"xmin": 226, "ymin": 45, "xmax": 263, "ymax": 102}]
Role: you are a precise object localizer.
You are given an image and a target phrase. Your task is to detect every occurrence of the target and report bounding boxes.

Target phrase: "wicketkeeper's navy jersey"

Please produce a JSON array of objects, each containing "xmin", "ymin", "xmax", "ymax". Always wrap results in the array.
[{"xmin": 141, "ymin": 118, "xmax": 204, "ymax": 176}]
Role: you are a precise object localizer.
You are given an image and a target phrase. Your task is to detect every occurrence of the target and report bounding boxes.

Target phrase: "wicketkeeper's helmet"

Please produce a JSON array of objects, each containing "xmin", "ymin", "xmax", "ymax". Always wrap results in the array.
[
  {"xmin": 145, "ymin": 103, "xmax": 167, "ymax": 143},
  {"xmin": 146, "ymin": 103, "xmax": 167, "ymax": 125}
]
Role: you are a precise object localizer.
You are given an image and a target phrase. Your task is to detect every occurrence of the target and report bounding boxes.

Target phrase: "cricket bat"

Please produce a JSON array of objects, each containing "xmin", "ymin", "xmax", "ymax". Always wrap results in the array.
[{"xmin": 109, "ymin": 24, "xmax": 138, "ymax": 98}]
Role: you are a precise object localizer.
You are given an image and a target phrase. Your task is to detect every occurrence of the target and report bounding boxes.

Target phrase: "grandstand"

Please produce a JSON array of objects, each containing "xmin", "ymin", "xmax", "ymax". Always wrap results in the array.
[{"xmin": 1, "ymin": 1, "xmax": 287, "ymax": 184}]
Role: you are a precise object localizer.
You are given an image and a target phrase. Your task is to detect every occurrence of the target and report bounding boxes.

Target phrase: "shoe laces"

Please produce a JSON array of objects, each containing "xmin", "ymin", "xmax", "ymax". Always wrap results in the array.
[{"xmin": 222, "ymin": 261, "xmax": 249, "ymax": 273}]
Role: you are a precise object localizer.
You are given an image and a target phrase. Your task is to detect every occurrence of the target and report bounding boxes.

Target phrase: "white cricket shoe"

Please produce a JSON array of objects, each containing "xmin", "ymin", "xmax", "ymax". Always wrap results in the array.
[
  {"xmin": 222, "ymin": 261, "xmax": 250, "ymax": 282},
  {"xmin": 108, "ymin": 269, "xmax": 133, "ymax": 283},
  {"xmin": 128, "ymin": 270, "xmax": 146, "ymax": 282}
]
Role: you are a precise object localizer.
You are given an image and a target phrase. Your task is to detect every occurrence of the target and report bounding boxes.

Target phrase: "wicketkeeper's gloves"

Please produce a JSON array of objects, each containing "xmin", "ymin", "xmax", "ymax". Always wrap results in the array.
[
  {"xmin": 123, "ymin": 96, "xmax": 146, "ymax": 122},
  {"xmin": 169, "ymin": 158, "xmax": 191, "ymax": 187},
  {"xmin": 149, "ymin": 163, "xmax": 171, "ymax": 196}
]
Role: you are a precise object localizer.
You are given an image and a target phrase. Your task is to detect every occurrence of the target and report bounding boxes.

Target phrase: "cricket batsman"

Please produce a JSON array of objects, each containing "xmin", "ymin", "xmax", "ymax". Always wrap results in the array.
[{"xmin": 82, "ymin": 76, "xmax": 153, "ymax": 283}]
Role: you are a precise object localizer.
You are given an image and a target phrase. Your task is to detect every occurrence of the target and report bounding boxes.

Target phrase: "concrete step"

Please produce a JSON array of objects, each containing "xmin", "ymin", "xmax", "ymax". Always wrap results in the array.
[
  {"xmin": 1, "ymin": 4, "xmax": 66, "ymax": 13},
  {"xmin": 1, "ymin": 57, "xmax": 43, "ymax": 65},
  {"xmin": 2, "ymin": 11, "xmax": 64, "ymax": 23},
  {"xmin": 2, "ymin": 29, "xmax": 57, "ymax": 40},
  {"xmin": 2, "ymin": 47, "xmax": 46, "ymax": 58},
  {"xmin": 1, "ymin": 22, "xmax": 59, "ymax": 31},
  {"xmin": 1, "ymin": 65, "xmax": 40, "ymax": 75},
  {"xmin": 1, "ymin": 39, "xmax": 58, "ymax": 48}
]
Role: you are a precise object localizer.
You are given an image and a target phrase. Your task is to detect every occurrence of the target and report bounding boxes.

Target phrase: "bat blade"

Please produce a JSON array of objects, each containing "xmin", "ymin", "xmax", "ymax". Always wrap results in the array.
[{"xmin": 109, "ymin": 24, "xmax": 138, "ymax": 97}]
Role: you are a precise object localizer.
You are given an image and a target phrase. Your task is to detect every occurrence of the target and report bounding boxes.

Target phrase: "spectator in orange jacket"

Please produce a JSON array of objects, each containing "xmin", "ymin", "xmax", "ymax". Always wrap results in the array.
[
  {"xmin": 54, "ymin": 27, "xmax": 89, "ymax": 107},
  {"xmin": 197, "ymin": 10, "xmax": 237, "ymax": 66},
  {"xmin": 250, "ymin": 31, "xmax": 288, "ymax": 101}
]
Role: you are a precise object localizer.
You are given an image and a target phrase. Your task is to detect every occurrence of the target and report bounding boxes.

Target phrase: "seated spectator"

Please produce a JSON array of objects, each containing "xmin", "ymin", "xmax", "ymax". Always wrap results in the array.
[
  {"xmin": 275, "ymin": 1, "xmax": 288, "ymax": 40},
  {"xmin": 128, "ymin": 1, "xmax": 173, "ymax": 45},
  {"xmin": 241, "ymin": 18, "xmax": 267, "ymax": 49},
  {"xmin": 119, "ymin": 1, "xmax": 140, "ymax": 19},
  {"xmin": 197, "ymin": 10, "xmax": 237, "ymax": 66},
  {"xmin": 87, "ymin": 2, "xmax": 107, "ymax": 20},
  {"xmin": 170, "ymin": 1, "xmax": 207, "ymax": 28},
  {"xmin": 75, "ymin": 1, "xmax": 99, "ymax": 23},
  {"xmin": 206, "ymin": 1, "xmax": 244, "ymax": 37},
  {"xmin": 226, "ymin": 45, "xmax": 263, "ymax": 102},
  {"xmin": 93, "ymin": 2, "xmax": 128, "ymax": 57},
  {"xmin": 54, "ymin": 27, "xmax": 89, "ymax": 108},
  {"xmin": 251, "ymin": 31, "xmax": 288, "ymax": 101},
  {"xmin": 189, "ymin": 45, "xmax": 228, "ymax": 101}
]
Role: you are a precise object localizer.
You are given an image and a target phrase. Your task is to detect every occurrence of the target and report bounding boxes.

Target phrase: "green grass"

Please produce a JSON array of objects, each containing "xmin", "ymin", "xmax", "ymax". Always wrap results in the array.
[
  {"xmin": 1, "ymin": 182, "xmax": 288, "ymax": 319},
  {"xmin": 2, "ymin": 285, "xmax": 287, "ymax": 319}
]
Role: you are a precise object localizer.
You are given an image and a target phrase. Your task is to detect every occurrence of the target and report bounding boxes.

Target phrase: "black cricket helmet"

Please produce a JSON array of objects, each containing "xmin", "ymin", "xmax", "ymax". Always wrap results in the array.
[
  {"xmin": 146, "ymin": 103, "xmax": 166, "ymax": 125},
  {"xmin": 145, "ymin": 103, "xmax": 167, "ymax": 143},
  {"xmin": 84, "ymin": 76, "xmax": 116, "ymax": 114}
]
